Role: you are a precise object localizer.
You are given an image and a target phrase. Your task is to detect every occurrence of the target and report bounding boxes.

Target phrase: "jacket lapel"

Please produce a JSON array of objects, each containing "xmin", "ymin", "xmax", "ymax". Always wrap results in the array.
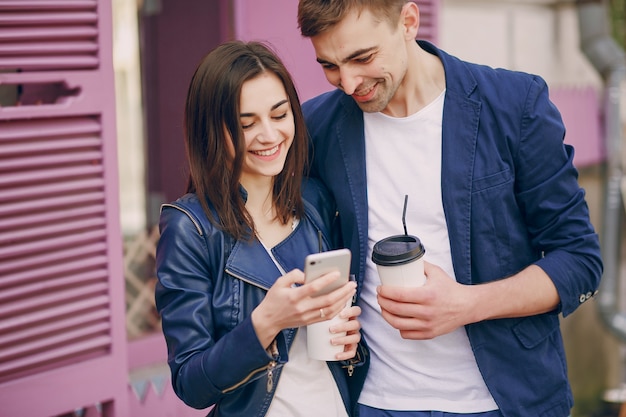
[
  {"xmin": 427, "ymin": 42, "xmax": 481, "ymax": 285},
  {"xmin": 226, "ymin": 238, "xmax": 281, "ymax": 290},
  {"xmin": 225, "ymin": 218, "xmax": 323, "ymax": 290},
  {"xmin": 336, "ymin": 96, "xmax": 370, "ymax": 285}
]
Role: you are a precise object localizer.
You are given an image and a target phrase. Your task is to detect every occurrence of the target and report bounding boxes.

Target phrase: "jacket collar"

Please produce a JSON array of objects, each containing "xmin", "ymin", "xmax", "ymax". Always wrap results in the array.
[{"xmin": 225, "ymin": 215, "xmax": 325, "ymax": 290}]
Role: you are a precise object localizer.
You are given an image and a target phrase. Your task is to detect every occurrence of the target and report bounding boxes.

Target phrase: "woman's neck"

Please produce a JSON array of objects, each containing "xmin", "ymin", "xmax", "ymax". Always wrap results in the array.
[
  {"xmin": 241, "ymin": 176, "xmax": 275, "ymax": 220},
  {"xmin": 241, "ymin": 178, "xmax": 294, "ymax": 248}
]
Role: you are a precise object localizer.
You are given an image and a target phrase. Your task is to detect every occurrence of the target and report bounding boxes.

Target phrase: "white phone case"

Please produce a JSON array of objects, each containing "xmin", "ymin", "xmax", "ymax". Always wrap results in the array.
[{"xmin": 304, "ymin": 248, "xmax": 351, "ymax": 296}]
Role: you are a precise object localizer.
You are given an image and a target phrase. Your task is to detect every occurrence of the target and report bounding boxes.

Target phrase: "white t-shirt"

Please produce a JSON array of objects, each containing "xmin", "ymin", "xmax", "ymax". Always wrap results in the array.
[
  {"xmin": 266, "ymin": 329, "xmax": 347, "ymax": 417},
  {"xmin": 261, "ymin": 237, "xmax": 348, "ymax": 417},
  {"xmin": 358, "ymin": 90, "xmax": 498, "ymax": 412}
]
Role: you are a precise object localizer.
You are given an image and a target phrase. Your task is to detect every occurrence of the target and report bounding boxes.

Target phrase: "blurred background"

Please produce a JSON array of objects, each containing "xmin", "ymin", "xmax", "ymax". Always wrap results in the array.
[{"xmin": 0, "ymin": 0, "xmax": 624, "ymax": 416}]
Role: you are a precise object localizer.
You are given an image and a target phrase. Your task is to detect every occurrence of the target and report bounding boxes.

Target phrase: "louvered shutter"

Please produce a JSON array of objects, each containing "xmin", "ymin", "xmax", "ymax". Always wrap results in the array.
[{"xmin": 0, "ymin": 1, "xmax": 129, "ymax": 416}]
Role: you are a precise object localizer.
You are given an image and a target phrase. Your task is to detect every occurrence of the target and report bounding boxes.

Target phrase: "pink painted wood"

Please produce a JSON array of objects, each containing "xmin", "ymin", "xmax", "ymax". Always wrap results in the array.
[
  {"xmin": 550, "ymin": 86, "xmax": 605, "ymax": 168},
  {"xmin": 127, "ymin": 335, "xmax": 207, "ymax": 417},
  {"xmin": 0, "ymin": 1, "xmax": 129, "ymax": 416}
]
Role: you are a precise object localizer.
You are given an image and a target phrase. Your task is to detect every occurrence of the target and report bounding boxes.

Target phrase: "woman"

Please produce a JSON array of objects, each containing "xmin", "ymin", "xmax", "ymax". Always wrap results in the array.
[{"xmin": 155, "ymin": 40, "xmax": 365, "ymax": 417}]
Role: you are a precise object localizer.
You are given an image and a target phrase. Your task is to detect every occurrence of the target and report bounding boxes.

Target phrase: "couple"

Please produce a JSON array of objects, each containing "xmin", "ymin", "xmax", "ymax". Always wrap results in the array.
[{"xmin": 155, "ymin": 1, "xmax": 603, "ymax": 417}]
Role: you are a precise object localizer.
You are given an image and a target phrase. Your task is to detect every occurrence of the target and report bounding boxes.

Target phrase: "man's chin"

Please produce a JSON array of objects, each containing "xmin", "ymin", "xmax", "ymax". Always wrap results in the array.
[{"xmin": 355, "ymin": 99, "xmax": 386, "ymax": 114}]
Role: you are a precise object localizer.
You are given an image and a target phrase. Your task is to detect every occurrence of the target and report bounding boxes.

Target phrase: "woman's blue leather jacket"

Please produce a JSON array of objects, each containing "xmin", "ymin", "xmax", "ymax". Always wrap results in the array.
[{"xmin": 155, "ymin": 179, "xmax": 367, "ymax": 417}]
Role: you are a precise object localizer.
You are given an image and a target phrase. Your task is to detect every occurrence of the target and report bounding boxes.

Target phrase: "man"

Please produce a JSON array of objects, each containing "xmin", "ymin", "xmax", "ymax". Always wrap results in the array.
[{"xmin": 297, "ymin": 1, "xmax": 603, "ymax": 416}]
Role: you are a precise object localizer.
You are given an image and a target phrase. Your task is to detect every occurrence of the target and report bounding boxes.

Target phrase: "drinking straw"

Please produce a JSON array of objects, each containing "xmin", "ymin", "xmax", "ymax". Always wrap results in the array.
[{"xmin": 402, "ymin": 195, "xmax": 408, "ymax": 236}]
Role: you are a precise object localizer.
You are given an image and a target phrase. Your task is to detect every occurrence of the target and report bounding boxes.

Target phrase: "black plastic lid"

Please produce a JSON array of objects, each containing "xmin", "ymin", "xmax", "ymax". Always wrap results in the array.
[{"xmin": 371, "ymin": 235, "xmax": 425, "ymax": 266}]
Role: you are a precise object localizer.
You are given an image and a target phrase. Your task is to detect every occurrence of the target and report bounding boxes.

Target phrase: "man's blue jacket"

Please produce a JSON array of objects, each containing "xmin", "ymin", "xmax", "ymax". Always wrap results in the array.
[{"xmin": 302, "ymin": 41, "xmax": 603, "ymax": 417}]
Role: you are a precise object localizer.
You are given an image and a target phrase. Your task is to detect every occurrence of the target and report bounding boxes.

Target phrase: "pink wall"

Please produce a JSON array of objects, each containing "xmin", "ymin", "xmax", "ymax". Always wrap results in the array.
[
  {"xmin": 231, "ymin": 0, "xmax": 436, "ymax": 102},
  {"xmin": 128, "ymin": 335, "xmax": 206, "ymax": 417},
  {"xmin": 233, "ymin": 0, "xmax": 332, "ymax": 102},
  {"xmin": 551, "ymin": 86, "xmax": 605, "ymax": 168}
]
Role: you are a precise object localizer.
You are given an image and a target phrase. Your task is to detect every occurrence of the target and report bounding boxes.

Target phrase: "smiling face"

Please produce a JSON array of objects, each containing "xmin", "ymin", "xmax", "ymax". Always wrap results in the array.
[
  {"xmin": 310, "ymin": 6, "xmax": 411, "ymax": 114},
  {"xmin": 227, "ymin": 72, "xmax": 295, "ymax": 188}
]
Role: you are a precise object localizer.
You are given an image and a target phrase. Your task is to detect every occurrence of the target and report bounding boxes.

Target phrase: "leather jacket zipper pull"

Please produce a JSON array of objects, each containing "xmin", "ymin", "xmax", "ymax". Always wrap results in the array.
[
  {"xmin": 266, "ymin": 339, "xmax": 279, "ymax": 392},
  {"xmin": 267, "ymin": 361, "xmax": 276, "ymax": 392}
]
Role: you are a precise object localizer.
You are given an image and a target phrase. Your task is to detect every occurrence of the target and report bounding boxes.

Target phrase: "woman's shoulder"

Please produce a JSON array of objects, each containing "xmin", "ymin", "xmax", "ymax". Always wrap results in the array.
[
  {"xmin": 160, "ymin": 193, "xmax": 217, "ymax": 236},
  {"xmin": 161, "ymin": 193, "xmax": 203, "ymax": 218}
]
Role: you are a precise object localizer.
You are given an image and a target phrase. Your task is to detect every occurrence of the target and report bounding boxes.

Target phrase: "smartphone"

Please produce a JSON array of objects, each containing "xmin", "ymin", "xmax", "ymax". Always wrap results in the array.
[{"xmin": 304, "ymin": 248, "xmax": 352, "ymax": 297}]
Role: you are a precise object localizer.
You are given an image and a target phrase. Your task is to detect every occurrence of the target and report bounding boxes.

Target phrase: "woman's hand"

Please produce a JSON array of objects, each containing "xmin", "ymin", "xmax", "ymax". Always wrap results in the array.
[
  {"xmin": 330, "ymin": 305, "xmax": 362, "ymax": 360},
  {"xmin": 251, "ymin": 269, "xmax": 357, "ymax": 349}
]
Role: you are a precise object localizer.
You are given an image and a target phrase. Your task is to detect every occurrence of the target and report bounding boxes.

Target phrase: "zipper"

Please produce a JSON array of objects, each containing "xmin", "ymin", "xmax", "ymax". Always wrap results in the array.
[
  {"xmin": 222, "ymin": 364, "xmax": 271, "ymax": 393},
  {"xmin": 342, "ymin": 347, "xmax": 363, "ymax": 377},
  {"xmin": 221, "ymin": 340, "xmax": 280, "ymax": 394},
  {"xmin": 266, "ymin": 339, "xmax": 279, "ymax": 392},
  {"xmin": 266, "ymin": 361, "xmax": 277, "ymax": 392},
  {"xmin": 225, "ymin": 268, "xmax": 271, "ymax": 291}
]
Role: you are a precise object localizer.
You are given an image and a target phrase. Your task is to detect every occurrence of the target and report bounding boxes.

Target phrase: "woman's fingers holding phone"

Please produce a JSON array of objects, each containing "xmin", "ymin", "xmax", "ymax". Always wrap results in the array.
[{"xmin": 301, "ymin": 270, "xmax": 342, "ymax": 296}]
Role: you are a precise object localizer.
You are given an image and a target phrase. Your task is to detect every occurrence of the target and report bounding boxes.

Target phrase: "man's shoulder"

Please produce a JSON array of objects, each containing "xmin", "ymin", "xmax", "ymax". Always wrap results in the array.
[
  {"xmin": 467, "ymin": 60, "xmax": 539, "ymax": 86},
  {"xmin": 302, "ymin": 177, "xmax": 334, "ymax": 208},
  {"xmin": 301, "ymin": 177, "xmax": 337, "ymax": 239},
  {"xmin": 302, "ymin": 89, "xmax": 346, "ymax": 115},
  {"xmin": 302, "ymin": 89, "xmax": 361, "ymax": 136},
  {"xmin": 423, "ymin": 41, "xmax": 542, "ymax": 94},
  {"xmin": 446, "ymin": 50, "xmax": 542, "ymax": 92}
]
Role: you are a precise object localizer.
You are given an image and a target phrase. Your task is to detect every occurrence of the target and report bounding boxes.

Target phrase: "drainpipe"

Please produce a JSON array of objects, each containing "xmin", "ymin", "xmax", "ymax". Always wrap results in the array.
[{"xmin": 577, "ymin": 0, "xmax": 626, "ymax": 340}]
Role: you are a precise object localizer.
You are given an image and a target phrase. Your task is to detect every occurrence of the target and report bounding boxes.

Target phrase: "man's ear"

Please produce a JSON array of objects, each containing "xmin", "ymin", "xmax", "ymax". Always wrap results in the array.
[{"xmin": 401, "ymin": 1, "xmax": 420, "ymax": 40}]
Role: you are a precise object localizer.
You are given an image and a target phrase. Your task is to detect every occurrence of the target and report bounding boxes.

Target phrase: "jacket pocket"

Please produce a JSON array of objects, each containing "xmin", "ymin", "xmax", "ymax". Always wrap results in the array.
[
  {"xmin": 471, "ymin": 168, "xmax": 512, "ymax": 193},
  {"xmin": 512, "ymin": 314, "xmax": 559, "ymax": 349}
]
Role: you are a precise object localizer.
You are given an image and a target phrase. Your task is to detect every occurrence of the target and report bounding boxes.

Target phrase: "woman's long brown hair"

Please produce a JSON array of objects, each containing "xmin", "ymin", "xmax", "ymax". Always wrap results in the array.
[{"xmin": 183, "ymin": 40, "xmax": 307, "ymax": 240}]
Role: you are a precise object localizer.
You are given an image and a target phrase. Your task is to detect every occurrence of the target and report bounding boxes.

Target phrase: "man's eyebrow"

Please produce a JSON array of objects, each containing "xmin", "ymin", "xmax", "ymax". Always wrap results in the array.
[
  {"xmin": 316, "ymin": 47, "xmax": 377, "ymax": 66},
  {"xmin": 240, "ymin": 99, "xmax": 289, "ymax": 117}
]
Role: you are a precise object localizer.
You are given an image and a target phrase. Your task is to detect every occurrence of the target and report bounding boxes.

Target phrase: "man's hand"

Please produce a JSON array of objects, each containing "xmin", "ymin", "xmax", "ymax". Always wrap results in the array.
[
  {"xmin": 376, "ymin": 261, "xmax": 560, "ymax": 340},
  {"xmin": 376, "ymin": 261, "xmax": 474, "ymax": 339}
]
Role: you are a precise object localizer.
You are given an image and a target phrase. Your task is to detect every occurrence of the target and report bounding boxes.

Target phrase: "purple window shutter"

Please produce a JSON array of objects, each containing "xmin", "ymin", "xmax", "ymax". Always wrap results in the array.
[
  {"xmin": 0, "ymin": 1, "xmax": 129, "ymax": 416},
  {"xmin": 415, "ymin": 0, "xmax": 440, "ymax": 44}
]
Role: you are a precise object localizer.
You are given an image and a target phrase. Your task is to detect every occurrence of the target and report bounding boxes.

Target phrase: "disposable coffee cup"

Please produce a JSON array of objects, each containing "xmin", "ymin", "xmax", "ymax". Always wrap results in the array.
[
  {"xmin": 372, "ymin": 235, "xmax": 426, "ymax": 287},
  {"xmin": 306, "ymin": 300, "xmax": 350, "ymax": 361}
]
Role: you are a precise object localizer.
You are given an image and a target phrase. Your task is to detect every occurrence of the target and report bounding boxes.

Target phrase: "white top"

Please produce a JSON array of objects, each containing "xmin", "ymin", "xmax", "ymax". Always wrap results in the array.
[
  {"xmin": 266, "ymin": 329, "xmax": 347, "ymax": 417},
  {"xmin": 261, "ymin": 238, "xmax": 348, "ymax": 417},
  {"xmin": 358, "ymin": 91, "xmax": 498, "ymax": 412}
]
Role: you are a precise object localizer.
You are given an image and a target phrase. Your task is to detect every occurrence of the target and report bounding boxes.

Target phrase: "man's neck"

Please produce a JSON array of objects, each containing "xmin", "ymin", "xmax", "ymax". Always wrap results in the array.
[{"xmin": 383, "ymin": 43, "xmax": 445, "ymax": 118}]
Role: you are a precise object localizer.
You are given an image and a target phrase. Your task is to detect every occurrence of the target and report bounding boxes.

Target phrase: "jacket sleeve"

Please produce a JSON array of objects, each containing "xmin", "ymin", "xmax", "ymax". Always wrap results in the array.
[
  {"xmin": 516, "ymin": 76, "xmax": 603, "ymax": 317},
  {"xmin": 155, "ymin": 205, "xmax": 281, "ymax": 409}
]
